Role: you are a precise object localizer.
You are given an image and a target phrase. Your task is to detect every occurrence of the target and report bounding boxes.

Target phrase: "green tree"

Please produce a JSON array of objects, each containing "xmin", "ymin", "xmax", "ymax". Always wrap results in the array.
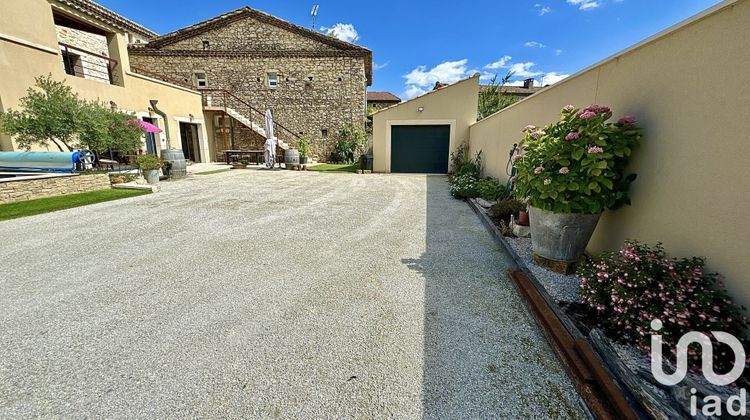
[
  {"xmin": 78, "ymin": 101, "xmax": 142, "ymax": 153},
  {"xmin": 0, "ymin": 75, "xmax": 82, "ymax": 151},
  {"xmin": 478, "ymin": 72, "xmax": 518, "ymax": 120}
]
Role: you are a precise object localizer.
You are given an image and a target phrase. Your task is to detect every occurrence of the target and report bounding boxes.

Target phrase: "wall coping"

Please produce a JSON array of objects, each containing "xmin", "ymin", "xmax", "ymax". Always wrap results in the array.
[
  {"xmin": 0, "ymin": 172, "xmax": 76, "ymax": 184},
  {"xmin": 125, "ymin": 71, "xmax": 202, "ymax": 96}
]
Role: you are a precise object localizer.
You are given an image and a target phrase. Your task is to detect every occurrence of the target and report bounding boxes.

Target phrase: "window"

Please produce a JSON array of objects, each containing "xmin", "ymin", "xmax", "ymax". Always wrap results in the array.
[
  {"xmin": 194, "ymin": 72, "xmax": 207, "ymax": 88},
  {"xmin": 267, "ymin": 72, "xmax": 278, "ymax": 89},
  {"xmin": 61, "ymin": 50, "xmax": 82, "ymax": 76},
  {"xmin": 202, "ymin": 40, "xmax": 210, "ymax": 50},
  {"xmin": 321, "ymin": 129, "xmax": 328, "ymax": 138}
]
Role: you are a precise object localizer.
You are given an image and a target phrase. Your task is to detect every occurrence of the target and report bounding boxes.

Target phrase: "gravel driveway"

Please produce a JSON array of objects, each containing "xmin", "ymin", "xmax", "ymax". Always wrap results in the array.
[{"xmin": 0, "ymin": 169, "xmax": 583, "ymax": 418}]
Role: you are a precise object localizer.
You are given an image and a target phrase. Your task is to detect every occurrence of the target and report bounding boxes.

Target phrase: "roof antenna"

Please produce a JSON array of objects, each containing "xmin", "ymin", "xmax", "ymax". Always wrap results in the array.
[{"xmin": 310, "ymin": 5, "xmax": 319, "ymax": 30}]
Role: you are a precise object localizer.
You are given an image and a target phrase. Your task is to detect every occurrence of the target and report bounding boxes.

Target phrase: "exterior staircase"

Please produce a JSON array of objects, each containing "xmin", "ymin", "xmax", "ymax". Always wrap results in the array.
[{"xmin": 201, "ymin": 89, "xmax": 299, "ymax": 151}]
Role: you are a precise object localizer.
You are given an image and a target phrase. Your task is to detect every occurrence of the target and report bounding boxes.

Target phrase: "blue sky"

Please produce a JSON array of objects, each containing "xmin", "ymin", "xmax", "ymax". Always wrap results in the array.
[{"xmin": 99, "ymin": 0, "xmax": 721, "ymax": 99}]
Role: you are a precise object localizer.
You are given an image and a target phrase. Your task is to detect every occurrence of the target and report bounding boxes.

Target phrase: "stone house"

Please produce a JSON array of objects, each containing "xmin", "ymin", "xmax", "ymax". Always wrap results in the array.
[{"xmin": 128, "ymin": 7, "xmax": 373, "ymax": 162}]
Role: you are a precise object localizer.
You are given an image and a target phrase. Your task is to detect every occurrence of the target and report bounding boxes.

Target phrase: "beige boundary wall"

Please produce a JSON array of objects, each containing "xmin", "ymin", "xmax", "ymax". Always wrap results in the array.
[
  {"xmin": 0, "ymin": 173, "xmax": 110, "ymax": 204},
  {"xmin": 372, "ymin": 75, "xmax": 479, "ymax": 173},
  {"xmin": 469, "ymin": 0, "xmax": 750, "ymax": 306},
  {"xmin": 0, "ymin": 0, "xmax": 211, "ymax": 161}
]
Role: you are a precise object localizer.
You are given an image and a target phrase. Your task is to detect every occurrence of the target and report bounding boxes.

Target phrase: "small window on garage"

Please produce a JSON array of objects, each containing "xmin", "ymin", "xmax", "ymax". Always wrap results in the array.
[
  {"xmin": 268, "ymin": 72, "xmax": 278, "ymax": 89},
  {"xmin": 194, "ymin": 72, "xmax": 207, "ymax": 88}
]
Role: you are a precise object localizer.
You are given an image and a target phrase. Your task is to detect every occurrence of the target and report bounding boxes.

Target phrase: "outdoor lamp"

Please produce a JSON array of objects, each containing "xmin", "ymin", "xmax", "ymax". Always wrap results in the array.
[{"xmin": 418, "ymin": 107, "xmax": 424, "ymax": 112}]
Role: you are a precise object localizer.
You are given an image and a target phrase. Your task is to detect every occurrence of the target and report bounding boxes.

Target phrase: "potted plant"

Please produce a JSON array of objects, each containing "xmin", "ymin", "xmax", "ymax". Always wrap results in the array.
[
  {"xmin": 513, "ymin": 104, "xmax": 641, "ymax": 265},
  {"xmin": 295, "ymin": 136, "xmax": 312, "ymax": 164},
  {"xmin": 135, "ymin": 154, "xmax": 163, "ymax": 185}
]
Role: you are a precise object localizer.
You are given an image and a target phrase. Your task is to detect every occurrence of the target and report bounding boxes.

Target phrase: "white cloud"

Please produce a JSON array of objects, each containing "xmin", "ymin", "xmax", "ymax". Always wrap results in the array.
[
  {"xmin": 534, "ymin": 4, "xmax": 552, "ymax": 15},
  {"xmin": 484, "ymin": 55, "xmax": 512, "ymax": 70},
  {"xmin": 541, "ymin": 72, "xmax": 570, "ymax": 85},
  {"xmin": 401, "ymin": 59, "xmax": 473, "ymax": 99},
  {"xmin": 555, "ymin": 49, "xmax": 564, "ymax": 56},
  {"xmin": 321, "ymin": 23, "xmax": 359, "ymax": 43},
  {"xmin": 404, "ymin": 59, "xmax": 469, "ymax": 87},
  {"xmin": 401, "ymin": 85, "xmax": 428, "ymax": 100},
  {"xmin": 524, "ymin": 41, "xmax": 546, "ymax": 48},
  {"xmin": 508, "ymin": 62, "xmax": 543, "ymax": 78},
  {"xmin": 373, "ymin": 62, "xmax": 389, "ymax": 71},
  {"xmin": 567, "ymin": 0, "xmax": 600, "ymax": 10}
]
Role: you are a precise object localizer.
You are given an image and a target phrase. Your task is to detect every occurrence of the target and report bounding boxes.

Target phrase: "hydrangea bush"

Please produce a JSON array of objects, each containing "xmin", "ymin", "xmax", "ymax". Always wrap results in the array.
[
  {"xmin": 579, "ymin": 241, "xmax": 748, "ymax": 372},
  {"xmin": 513, "ymin": 104, "xmax": 642, "ymax": 214}
]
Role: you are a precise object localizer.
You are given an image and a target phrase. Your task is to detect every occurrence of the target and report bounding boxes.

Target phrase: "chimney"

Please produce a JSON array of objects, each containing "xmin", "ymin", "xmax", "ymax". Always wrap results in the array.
[{"xmin": 523, "ymin": 78, "xmax": 535, "ymax": 89}]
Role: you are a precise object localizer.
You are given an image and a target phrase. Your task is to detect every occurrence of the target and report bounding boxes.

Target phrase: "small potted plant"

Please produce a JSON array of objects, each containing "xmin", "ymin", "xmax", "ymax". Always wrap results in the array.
[
  {"xmin": 513, "ymin": 104, "xmax": 642, "ymax": 266},
  {"xmin": 232, "ymin": 160, "xmax": 249, "ymax": 169},
  {"xmin": 295, "ymin": 136, "xmax": 312, "ymax": 164},
  {"xmin": 135, "ymin": 154, "xmax": 163, "ymax": 185}
]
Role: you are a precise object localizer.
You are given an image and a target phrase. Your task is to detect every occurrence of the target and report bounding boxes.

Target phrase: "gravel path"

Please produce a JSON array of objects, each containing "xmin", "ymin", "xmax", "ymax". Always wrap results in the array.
[
  {"xmin": 506, "ymin": 237, "xmax": 583, "ymax": 303},
  {"xmin": 0, "ymin": 170, "xmax": 582, "ymax": 418}
]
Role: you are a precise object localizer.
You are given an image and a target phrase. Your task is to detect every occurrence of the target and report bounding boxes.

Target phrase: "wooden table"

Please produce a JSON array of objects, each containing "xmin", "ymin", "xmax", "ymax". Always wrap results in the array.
[{"xmin": 224, "ymin": 150, "xmax": 264, "ymax": 165}]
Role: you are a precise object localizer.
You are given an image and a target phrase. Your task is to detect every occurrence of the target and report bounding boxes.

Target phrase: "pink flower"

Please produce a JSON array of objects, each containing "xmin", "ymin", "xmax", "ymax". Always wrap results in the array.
[
  {"xmin": 563, "ymin": 104, "xmax": 575, "ymax": 112},
  {"xmin": 588, "ymin": 146, "xmax": 604, "ymax": 154},
  {"xmin": 523, "ymin": 124, "xmax": 536, "ymax": 131},
  {"xmin": 512, "ymin": 154, "xmax": 523, "ymax": 163},
  {"xmin": 509, "ymin": 176, "xmax": 517, "ymax": 183},
  {"xmin": 565, "ymin": 132, "xmax": 580, "ymax": 141},
  {"xmin": 579, "ymin": 110, "xmax": 597, "ymax": 120},
  {"xmin": 559, "ymin": 167, "xmax": 570, "ymax": 174},
  {"xmin": 531, "ymin": 130, "xmax": 546, "ymax": 138},
  {"xmin": 584, "ymin": 104, "xmax": 611, "ymax": 115},
  {"xmin": 618, "ymin": 115, "xmax": 637, "ymax": 128},
  {"xmin": 534, "ymin": 166, "xmax": 544, "ymax": 174}
]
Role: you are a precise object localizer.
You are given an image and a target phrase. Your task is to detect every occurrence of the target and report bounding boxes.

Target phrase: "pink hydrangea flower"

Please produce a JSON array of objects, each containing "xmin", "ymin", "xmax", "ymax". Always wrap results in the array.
[
  {"xmin": 559, "ymin": 167, "xmax": 570, "ymax": 174},
  {"xmin": 511, "ymin": 154, "xmax": 523, "ymax": 163},
  {"xmin": 579, "ymin": 110, "xmax": 597, "ymax": 120},
  {"xmin": 563, "ymin": 104, "xmax": 575, "ymax": 112},
  {"xmin": 618, "ymin": 115, "xmax": 637, "ymax": 128},
  {"xmin": 523, "ymin": 124, "xmax": 536, "ymax": 131},
  {"xmin": 565, "ymin": 132, "xmax": 580, "ymax": 141},
  {"xmin": 588, "ymin": 146, "xmax": 604, "ymax": 154},
  {"xmin": 583, "ymin": 104, "xmax": 611, "ymax": 115},
  {"xmin": 531, "ymin": 130, "xmax": 546, "ymax": 138},
  {"xmin": 534, "ymin": 166, "xmax": 544, "ymax": 174}
]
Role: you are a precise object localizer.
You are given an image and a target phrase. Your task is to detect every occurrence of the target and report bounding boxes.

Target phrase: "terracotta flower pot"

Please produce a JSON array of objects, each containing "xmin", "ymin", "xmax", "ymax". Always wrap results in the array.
[{"xmin": 517, "ymin": 210, "xmax": 530, "ymax": 226}]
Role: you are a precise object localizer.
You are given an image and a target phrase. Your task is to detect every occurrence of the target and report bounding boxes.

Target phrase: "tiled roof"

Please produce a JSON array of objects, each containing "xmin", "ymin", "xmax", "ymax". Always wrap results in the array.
[
  {"xmin": 138, "ymin": 7, "xmax": 372, "ymax": 85},
  {"xmin": 55, "ymin": 0, "xmax": 157, "ymax": 38},
  {"xmin": 367, "ymin": 92, "xmax": 401, "ymax": 102}
]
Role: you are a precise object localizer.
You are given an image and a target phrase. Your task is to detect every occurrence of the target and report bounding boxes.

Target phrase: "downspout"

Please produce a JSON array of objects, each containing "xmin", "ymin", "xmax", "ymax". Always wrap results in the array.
[{"xmin": 149, "ymin": 100, "xmax": 171, "ymax": 149}]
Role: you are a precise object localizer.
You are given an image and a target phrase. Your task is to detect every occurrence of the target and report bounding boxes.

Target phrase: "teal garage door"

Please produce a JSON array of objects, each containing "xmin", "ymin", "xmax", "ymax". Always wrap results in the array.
[{"xmin": 390, "ymin": 125, "xmax": 450, "ymax": 173}]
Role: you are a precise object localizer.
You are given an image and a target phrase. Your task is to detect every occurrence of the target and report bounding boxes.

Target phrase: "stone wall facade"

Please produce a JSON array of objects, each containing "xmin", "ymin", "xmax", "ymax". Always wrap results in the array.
[
  {"xmin": 55, "ymin": 24, "xmax": 112, "ymax": 84},
  {"xmin": 0, "ymin": 174, "xmax": 110, "ymax": 204},
  {"xmin": 129, "ymin": 14, "xmax": 369, "ymax": 161}
]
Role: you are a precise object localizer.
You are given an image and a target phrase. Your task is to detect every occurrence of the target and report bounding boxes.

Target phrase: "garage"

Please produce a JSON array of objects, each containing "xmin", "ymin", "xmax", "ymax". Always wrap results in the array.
[
  {"xmin": 390, "ymin": 125, "xmax": 450, "ymax": 173},
  {"xmin": 371, "ymin": 74, "xmax": 479, "ymax": 173}
]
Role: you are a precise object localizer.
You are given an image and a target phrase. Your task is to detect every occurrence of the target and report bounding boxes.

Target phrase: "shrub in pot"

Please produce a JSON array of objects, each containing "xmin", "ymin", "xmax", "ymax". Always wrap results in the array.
[
  {"xmin": 135, "ymin": 154, "xmax": 163, "ymax": 185},
  {"xmin": 513, "ymin": 104, "xmax": 642, "ymax": 263},
  {"xmin": 295, "ymin": 136, "xmax": 312, "ymax": 164}
]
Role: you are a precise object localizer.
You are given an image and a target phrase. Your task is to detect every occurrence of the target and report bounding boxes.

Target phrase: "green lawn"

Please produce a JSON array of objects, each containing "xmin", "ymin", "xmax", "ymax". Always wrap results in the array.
[
  {"xmin": 307, "ymin": 163, "xmax": 360, "ymax": 173},
  {"xmin": 194, "ymin": 169, "xmax": 231, "ymax": 176},
  {"xmin": 0, "ymin": 188, "xmax": 151, "ymax": 221}
]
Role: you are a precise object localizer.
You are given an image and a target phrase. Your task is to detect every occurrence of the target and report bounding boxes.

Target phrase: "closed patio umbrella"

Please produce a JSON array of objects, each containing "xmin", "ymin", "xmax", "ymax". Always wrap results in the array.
[{"xmin": 264, "ymin": 109, "xmax": 276, "ymax": 168}]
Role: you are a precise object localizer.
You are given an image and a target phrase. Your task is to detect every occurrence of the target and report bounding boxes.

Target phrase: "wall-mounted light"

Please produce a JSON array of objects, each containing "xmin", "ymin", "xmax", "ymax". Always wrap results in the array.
[{"xmin": 418, "ymin": 107, "xmax": 424, "ymax": 113}]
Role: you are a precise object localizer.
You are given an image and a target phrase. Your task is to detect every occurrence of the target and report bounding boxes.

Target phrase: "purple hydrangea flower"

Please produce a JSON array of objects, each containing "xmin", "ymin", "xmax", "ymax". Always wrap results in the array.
[
  {"xmin": 618, "ymin": 115, "xmax": 637, "ymax": 128},
  {"xmin": 588, "ymin": 146, "xmax": 604, "ymax": 154},
  {"xmin": 559, "ymin": 167, "xmax": 570, "ymax": 174},
  {"xmin": 565, "ymin": 131, "xmax": 580, "ymax": 141}
]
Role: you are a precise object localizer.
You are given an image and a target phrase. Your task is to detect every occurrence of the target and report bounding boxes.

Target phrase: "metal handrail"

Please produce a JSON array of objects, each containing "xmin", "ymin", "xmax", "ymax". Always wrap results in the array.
[
  {"xmin": 59, "ymin": 43, "xmax": 117, "ymax": 84},
  {"xmin": 201, "ymin": 88, "xmax": 301, "ymax": 142}
]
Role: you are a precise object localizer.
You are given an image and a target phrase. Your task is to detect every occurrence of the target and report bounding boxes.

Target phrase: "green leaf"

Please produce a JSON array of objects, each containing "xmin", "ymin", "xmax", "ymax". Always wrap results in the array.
[
  {"xmin": 572, "ymin": 148, "xmax": 584, "ymax": 160},
  {"xmin": 568, "ymin": 182, "xmax": 580, "ymax": 191}
]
